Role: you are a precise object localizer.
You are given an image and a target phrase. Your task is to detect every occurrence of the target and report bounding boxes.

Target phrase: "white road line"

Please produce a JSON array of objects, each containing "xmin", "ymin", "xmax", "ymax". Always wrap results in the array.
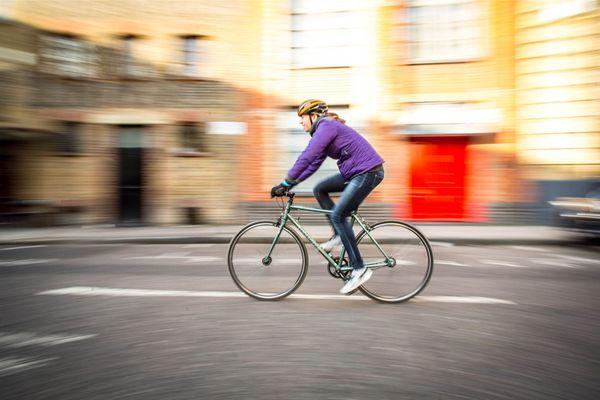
[
  {"xmin": 508, "ymin": 246, "xmax": 548, "ymax": 252},
  {"xmin": 128, "ymin": 252, "xmax": 191, "ymax": 259},
  {"xmin": 0, "ymin": 332, "xmax": 97, "ymax": 348},
  {"xmin": 0, "ymin": 357, "xmax": 57, "ymax": 377},
  {"xmin": 126, "ymin": 255, "xmax": 222, "ymax": 263},
  {"xmin": 0, "ymin": 245, "xmax": 47, "ymax": 251},
  {"xmin": 532, "ymin": 258, "xmax": 579, "ymax": 269},
  {"xmin": 555, "ymin": 254, "xmax": 599, "ymax": 264},
  {"xmin": 181, "ymin": 244, "xmax": 216, "ymax": 248},
  {"xmin": 183, "ymin": 257, "xmax": 223, "ymax": 263},
  {"xmin": 236, "ymin": 258, "xmax": 300, "ymax": 264},
  {"xmin": 36, "ymin": 286, "xmax": 517, "ymax": 304},
  {"xmin": 436, "ymin": 260, "xmax": 470, "ymax": 267},
  {"xmin": 481, "ymin": 260, "xmax": 525, "ymax": 268},
  {"xmin": 0, "ymin": 259, "xmax": 57, "ymax": 266},
  {"xmin": 430, "ymin": 241, "xmax": 454, "ymax": 247}
]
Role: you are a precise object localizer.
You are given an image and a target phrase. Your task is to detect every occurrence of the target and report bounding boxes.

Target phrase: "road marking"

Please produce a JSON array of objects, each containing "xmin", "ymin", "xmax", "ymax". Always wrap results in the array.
[
  {"xmin": 0, "ymin": 245, "xmax": 47, "ymax": 251},
  {"xmin": 36, "ymin": 286, "xmax": 516, "ymax": 304},
  {"xmin": 236, "ymin": 258, "xmax": 301, "ymax": 264},
  {"xmin": 555, "ymin": 254, "xmax": 599, "ymax": 264},
  {"xmin": 181, "ymin": 244, "xmax": 216, "ymax": 248},
  {"xmin": 0, "ymin": 259, "xmax": 57, "ymax": 266},
  {"xmin": 430, "ymin": 241, "xmax": 454, "ymax": 247},
  {"xmin": 0, "ymin": 357, "xmax": 57, "ymax": 377},
  {"xmin": 532, "ymin": 258, "xmax": 578, "ymax": 269},
  {"xmin": 0, "ymin": 332, "xmax": 97, "ymax": 348},
  {"xmin": 126, "ymin": 255, "xmax": 221, "ymax": 263},
  {"xmin": 436, "ymin": 260, "xmax": 470, "ymax": 267},
  {"xmin": 128, "ymin": 252, "xmax": 191, "ymax": 259},
  {"xmin": 508, "ymin": 246, "xmax": 548, "ymax": 252},
  {"xmin": 183, "ymin": 257, "xmax": 223, "ymax": 263},
  {"xmin": 481, "ymin": 260, "xmax": 525, "ymax": 268}
]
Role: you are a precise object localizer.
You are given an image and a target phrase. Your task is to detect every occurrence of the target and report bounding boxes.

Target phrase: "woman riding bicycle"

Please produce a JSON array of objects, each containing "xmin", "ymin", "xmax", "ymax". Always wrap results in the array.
[{"xmin": 271, "ymin": 99, "xmax": 385, "ymax": 294}]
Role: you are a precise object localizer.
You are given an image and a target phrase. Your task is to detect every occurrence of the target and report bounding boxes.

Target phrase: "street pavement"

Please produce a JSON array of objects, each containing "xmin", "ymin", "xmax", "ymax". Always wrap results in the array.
[{"xmin": 0, "ymin": 242, "xmax": 598, "ymax": 399}]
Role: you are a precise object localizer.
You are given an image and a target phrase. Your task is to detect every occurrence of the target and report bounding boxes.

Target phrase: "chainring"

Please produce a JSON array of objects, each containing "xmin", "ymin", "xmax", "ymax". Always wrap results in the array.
[{"xmin": 327, "ymin": 257, "xmax": 352, "ymax": 280}]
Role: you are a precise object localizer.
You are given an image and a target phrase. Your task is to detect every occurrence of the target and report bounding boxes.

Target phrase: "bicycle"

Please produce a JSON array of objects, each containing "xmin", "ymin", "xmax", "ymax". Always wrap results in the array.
[{"xmin": 227, "ymin": 192, "xmax": 434, "ymax": 303}]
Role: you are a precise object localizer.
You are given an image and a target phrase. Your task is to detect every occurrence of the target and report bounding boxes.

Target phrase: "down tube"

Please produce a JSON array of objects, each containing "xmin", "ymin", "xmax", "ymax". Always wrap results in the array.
[{"xmin": 287, "ymin": 215, "xmax": 338, "ymax": 267}]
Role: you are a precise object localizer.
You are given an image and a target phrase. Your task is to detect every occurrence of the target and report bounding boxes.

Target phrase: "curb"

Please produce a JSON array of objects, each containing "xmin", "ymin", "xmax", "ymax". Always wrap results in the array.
[{"xmin": 0, "ymin": 236, "xmax": 583, "ymax": 246}]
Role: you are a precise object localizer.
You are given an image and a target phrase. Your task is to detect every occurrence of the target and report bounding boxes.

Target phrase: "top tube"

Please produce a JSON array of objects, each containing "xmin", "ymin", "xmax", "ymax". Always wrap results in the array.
[
  {"xmin": 290, "ymin": 204, "xmax": 332, "ymax": 214},
  {"xmin": 279, "ymin": 191, "xmax": 359, "ymax": 216}
]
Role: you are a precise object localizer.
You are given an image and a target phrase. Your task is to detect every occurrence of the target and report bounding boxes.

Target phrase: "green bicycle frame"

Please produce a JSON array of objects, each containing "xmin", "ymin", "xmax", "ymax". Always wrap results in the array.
[{"xmin": 264, "ymin": 196, "xmax": 394, "ymax": 272}]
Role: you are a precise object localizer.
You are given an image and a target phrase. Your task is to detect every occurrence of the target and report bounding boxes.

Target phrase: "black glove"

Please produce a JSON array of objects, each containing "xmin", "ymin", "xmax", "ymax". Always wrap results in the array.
[
  {"xmin": 271, "ymin": 183, "xmax": 288, "ymax": 197},
  {"xmin": 271, "ymin": 179, "xmax": 296, "ymax": 197}
]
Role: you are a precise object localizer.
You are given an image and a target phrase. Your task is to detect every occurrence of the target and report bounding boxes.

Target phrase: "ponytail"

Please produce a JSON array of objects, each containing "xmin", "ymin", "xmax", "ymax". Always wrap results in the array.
[{"xmin": 324, "ymin": 112, "xmax": 346, "ymax": 124}]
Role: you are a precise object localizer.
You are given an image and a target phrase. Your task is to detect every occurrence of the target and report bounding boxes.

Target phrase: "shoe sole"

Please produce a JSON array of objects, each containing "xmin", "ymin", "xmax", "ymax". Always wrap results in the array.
[{"xmin": 340, "ymin": 269, "xmax": 373, "ymax": 295}]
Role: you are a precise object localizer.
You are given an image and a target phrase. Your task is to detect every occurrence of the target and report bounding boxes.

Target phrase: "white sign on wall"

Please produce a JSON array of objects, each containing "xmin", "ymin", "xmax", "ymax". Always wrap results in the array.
[{"xmin": 207, "ymin": 121, "xmax": 247, "ymax": 135}]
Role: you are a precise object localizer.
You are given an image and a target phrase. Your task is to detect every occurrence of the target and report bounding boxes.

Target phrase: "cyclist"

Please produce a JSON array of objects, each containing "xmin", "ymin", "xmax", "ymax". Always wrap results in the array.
[{"xmin": 271, "ymin": 99, "xmax": 385, "ymax": 294}]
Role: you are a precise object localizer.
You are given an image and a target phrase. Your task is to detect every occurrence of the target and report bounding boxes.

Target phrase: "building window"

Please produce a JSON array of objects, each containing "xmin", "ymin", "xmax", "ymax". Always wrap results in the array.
[
  {"xmin": 55, "ymin": 122, "xmax": 81, "ymax": 154},
  {"xmin": 181, "ymin": 35, "xmax": 204, "ymax": 77},
  {"xmin": 39, "ymin": 33, "xmax": 97, "ymax": 77},
  {"xmin": 179, "ymin": 122, "xmax": 207, "ymax": 153},
  {"xmin": 119, "ymin": 35, "xmax": 153, "ymax": 78},
  {"xmin": 406, "ymin": 0, "xmax": 486, "ymax": 63},
  {"xmin": 120, "ymin": 35, "xmax": 137, "ymax": 76},
  {"xmin": 291, "ymin": 0, "xmax": 361, "ymax": 69}
]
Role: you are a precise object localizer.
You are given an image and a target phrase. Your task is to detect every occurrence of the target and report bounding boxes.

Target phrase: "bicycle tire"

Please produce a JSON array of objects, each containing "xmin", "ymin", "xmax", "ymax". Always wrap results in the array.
[
  {"xmin": 356, "ymin": 220, "xmax": 434, "ymax": 303},
  {"xmin": 227, "ymin": 220, "xmax": 308, "ymax": 300}
]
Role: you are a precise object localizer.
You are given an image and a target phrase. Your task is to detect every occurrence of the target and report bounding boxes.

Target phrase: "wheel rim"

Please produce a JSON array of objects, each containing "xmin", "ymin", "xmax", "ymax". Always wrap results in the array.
[
  {"xmin": 228, "ymin": 222, "xmax": 307, "ymax": 299},
  {"xmin": 357, "ymin": 222, "xmax": 433, "ymax": 302}
]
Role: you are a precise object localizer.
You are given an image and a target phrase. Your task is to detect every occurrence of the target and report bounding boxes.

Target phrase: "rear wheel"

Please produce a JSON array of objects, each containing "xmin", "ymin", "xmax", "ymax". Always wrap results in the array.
[
  {"xmin": 227, "ymin": 221, "xmax": 308, "ymax": 300},
  {"xmin": 356, "ymin": 221, "xmax": 433, "ymax": 303}
]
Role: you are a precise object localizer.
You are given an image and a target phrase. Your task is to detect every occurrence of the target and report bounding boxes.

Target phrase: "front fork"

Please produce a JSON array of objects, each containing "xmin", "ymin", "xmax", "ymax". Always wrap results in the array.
[{"xmin": 262, "ymin": 202, "xmax": 291, "ymax": 265}]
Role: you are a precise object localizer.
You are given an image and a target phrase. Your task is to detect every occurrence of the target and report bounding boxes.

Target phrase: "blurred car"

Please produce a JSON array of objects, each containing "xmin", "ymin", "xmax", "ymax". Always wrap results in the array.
[{"xmin": 549, "ymin": 185, "xmax": 600, "ymax": 237}]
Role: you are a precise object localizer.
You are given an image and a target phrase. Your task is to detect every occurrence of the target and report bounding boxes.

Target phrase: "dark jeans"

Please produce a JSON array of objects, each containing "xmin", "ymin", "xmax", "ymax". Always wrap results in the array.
[{"xmin": 313, "ymin": 168, "xmax": 384, "ymax": 270}]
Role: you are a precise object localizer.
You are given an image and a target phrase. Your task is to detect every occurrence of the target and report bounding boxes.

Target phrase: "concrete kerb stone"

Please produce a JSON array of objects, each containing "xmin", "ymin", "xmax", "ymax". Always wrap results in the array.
[{"xmin": 0, "ymin": 235, "xmax": 583, "ymax": 246}]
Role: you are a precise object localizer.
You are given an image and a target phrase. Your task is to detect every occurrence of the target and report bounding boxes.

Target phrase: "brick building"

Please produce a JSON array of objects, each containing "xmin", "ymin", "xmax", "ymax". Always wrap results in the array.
[
  {"xmin": 514, "ymin": 0, "xmax": 599, "ymax": 221},
  {"xmin": 242, "ymin": 0, "xmax": 520, "ymax": 223},
  {"xmin": 1, "ymin": 0, "xmax": 598, "ymax": 226},
  {"xmin": 1, "ymin": 1, "xmax": 265, "ymax": 225}
]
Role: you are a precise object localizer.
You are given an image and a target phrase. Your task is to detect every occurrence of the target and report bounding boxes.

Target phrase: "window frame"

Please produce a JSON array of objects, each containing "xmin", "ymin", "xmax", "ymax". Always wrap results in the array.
[
  {"xmin": 404, "ymin": 0, "xmax": 488, "ymax": 65},
  {"xmin": 173, "ymin": 122, "xmax": 210, "ymax": 156},
  {"xmin": 38, "ymin": 32, "xmax": 97, "ymax": 78}
]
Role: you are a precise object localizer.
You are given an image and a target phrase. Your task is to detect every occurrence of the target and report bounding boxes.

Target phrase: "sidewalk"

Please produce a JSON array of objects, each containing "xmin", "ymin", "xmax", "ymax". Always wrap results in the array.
[{"xmin": 0, "ymin": 224, "xmax": 584, "ymax": 245}]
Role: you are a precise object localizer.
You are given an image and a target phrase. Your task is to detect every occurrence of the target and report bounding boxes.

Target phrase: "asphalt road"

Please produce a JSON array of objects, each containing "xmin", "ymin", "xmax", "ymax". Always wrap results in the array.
[{"xmin": 0, "ymin": 242, "xmax": 598, "ymax": 399}]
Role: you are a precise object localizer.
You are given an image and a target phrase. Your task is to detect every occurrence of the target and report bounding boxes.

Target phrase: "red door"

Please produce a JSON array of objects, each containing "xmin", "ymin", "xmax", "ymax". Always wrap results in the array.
[{"xmin": 408, "ymin": 137, "xmax": 468, "ymax": 220}]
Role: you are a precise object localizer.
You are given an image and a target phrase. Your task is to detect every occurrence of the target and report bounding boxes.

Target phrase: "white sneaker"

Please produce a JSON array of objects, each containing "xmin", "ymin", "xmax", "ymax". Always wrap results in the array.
[
  {"xmin": 340, "ymin": 267, "xmax": 372, "ymax": 294},
  {"xmin": 319, "ymin": 235, "xmax": 342, "ymax": 252}
]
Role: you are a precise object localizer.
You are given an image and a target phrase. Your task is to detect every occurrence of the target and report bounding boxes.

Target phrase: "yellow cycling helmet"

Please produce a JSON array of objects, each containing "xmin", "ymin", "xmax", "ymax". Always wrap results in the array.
[{"xmin": 297, "ymin": 99, "xmax": 328, "ymax": 117}]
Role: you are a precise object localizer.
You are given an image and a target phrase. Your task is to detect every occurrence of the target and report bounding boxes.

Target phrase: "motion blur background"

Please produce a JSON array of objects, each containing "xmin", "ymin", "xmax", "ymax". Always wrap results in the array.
[{"xmin": 0, "ymin": 0, "xmax": 598, "ymax": 227}]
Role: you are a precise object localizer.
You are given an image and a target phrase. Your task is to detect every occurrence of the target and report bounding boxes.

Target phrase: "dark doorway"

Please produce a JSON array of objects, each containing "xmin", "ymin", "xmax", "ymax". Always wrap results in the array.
[
  {"xmin": 0, "ymin": 141, "xmax": 15, "ymax": 223},
  {"xmin": 118, "ymin": 126, "xmax": 144, "ymax": 225}
]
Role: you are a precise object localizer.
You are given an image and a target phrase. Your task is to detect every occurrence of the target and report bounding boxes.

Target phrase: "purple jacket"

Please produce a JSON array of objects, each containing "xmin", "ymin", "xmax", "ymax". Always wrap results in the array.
[{"xmin": 287, "ymin": 118, "xmax": 384, "ymax": 182}]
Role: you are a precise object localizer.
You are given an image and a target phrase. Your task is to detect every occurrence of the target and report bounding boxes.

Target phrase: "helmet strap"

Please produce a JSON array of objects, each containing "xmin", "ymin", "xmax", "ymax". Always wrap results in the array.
[{"xmin": 308, "ymin": 114, "xmax": 325, "ymax": 137}]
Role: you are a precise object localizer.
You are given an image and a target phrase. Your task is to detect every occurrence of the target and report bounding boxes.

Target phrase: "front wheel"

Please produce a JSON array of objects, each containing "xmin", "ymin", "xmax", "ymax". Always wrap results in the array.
[
  {"xmin": 356, "ymin": 221, "xmax": 433, "ymax": 303},
  {"xmin": 227, "ymin": 221, "xmax": 308, "ymax": 300}
]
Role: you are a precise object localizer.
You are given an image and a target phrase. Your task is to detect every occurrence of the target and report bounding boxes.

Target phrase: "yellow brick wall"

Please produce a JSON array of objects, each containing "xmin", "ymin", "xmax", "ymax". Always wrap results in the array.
[
  {"xmin": 11, "ymin": 0, "xmax": 266, "ymax": 92},
  {"xmin": 515, "ymin": 0, "xmax": 600, "ymax": 180}
]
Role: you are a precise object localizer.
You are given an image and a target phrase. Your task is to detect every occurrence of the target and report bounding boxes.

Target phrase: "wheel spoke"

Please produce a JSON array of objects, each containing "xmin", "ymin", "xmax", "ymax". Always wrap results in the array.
[
  {"xmin": 357, "ymin": 221, "xmax": 433, "ymax": 303},
  {"xmin": 228, "ymin": 222, "xmax": 308, "ymax": 300}
]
